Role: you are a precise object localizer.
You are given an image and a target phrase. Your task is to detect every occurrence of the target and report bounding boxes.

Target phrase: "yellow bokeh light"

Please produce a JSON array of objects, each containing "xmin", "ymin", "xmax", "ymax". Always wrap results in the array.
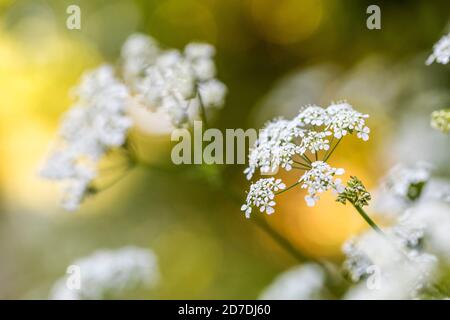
[{"xmin": 248, "ymin": 0, "xmax": 323, "ymax": 45}]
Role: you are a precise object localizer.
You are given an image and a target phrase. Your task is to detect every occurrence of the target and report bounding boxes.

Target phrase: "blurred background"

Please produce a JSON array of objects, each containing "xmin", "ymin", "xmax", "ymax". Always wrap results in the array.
[{"xmin": 0, "ymin": 0, "xmax": 449, "ymax": 299}]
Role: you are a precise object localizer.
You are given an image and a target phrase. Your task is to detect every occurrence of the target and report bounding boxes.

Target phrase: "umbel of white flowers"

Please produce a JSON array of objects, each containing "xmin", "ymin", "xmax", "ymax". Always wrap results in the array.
[
  {"xmin": 342, "ymin": 162, "xmax": 450, "ymax": 299},
  {"xmin": 40, "ymin": 65, "xmax": 132, "ymax": 211},
  {"xmin": 40, "ymin": 33, "xmax": 227, "ymax": 211},
  {"xmin": 121, "ymin": 33, "xmax": 227, "ymax": 127},
  {"xmin": 426, "ymin": 33, "xmax": 450, "ymax": 65},
  {"xmin": 241, "ymin": 101, "xmax": 370, "ymax": 218},
  {"xmin": 50, "ymin": 246, "xmax": 159, "ymax": 300}
]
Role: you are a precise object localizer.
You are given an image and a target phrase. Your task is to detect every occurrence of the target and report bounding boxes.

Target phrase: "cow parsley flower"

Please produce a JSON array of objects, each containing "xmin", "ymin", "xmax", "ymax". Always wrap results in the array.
[
  {"xmin": 122, "ymin": 35, "xmax": 227, "ymax": 128},
  {"xmin": 298, "ymin": 130, "xmax": 332, "ymax": 154},
  {"xmin": 244, "ymin": 119, "xmax": 302, "ymax": 180},
  {"xmin": 243, "ymin": 101, "xmax": 370, "ymax": 214},
  {"xmin": 342, "ymin": 220, "xmax": 434, "ymax": 289},
  {"xmin": 50, "ymin": 246, "xmax": 159, "ymax": 300},
  {"xmin": 299, "ymin": 161, "xmax": 345, "ymax": 207},
  {"xmin": 294, "ymin": 104, "xmax": 329, "ymax": 127},
  {"xmin": 241, "ymin": 178, "xmax": 286, "ymax": 218},
  {"xmin": 342, "ymin": 212, "xmax": 440, "ymax": 299},
  {"xmin": 404, "ymin": 201, "xmax": 450, "ymax": 262},
  {"xmin": 40, "ymin": 65, "xmax": 132, "ymax": 211},
  {"xmin": 426, "ymin": 33, "xmax": 450, "ymax": 65},
  {"xmin": 121, "ymin": 33, "xmax": 160, "ymax": 88},
  {"xmin": 344, "ymin": 253, "xmax": 437, "ymax": 300},
  {"xmin": 259, "ymin": 264, "xmax": 325, "ymax": 300},
  {"xmin": 326, "ymin": 101, "xmax": 370, "ymax": 140},
  {"xmin": 431, "ymin": 108, "xmax": 450, "ymax": 133},
  {"xmin": 381, "ymin": 162, "xmax": 431, "ymax": 202}
]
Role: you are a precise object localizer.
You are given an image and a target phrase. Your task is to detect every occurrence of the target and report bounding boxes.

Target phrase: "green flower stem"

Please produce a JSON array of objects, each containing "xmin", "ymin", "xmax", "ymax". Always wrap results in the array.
[
  {"xmin": 323, "ymin": 138, "xmax": 342, "ymax": 162},
  {"xmin": 275, "ymin": 181, "xmax": 300, "ymax": 195},
  {"xmin": 292, "ymin": 159, "xmax": 311, "ymax": 169},
  {"xmin": 351, "ymin": 202, "xmax": 385, "ymax": 236},
  {"xmin": 197, "ymin": 92, "xmax": 208, "ymax": 128},
  {"xmin": 300, "ymin": 154, "xmax": 312, "ymax": 165},
  {"xmin": 253, "ymin": 215, "xmax": 307, "ymax": 263}
]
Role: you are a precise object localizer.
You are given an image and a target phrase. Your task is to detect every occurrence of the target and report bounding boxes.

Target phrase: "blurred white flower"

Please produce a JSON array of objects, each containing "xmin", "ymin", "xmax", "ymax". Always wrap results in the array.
[
  {"xmin": 198, "ymin": 79, "xmax": 227, "ymax": 108},
  {"xmin": 373, "ymin": 162, "xmax": 433, "ymax": 217},
  {"xmin": 426, "ymin": 33, "xmax": 450, "ymax": 65},
  {"xmin": 241, "ymin": 178, "xmax": 286, "ymax": 218},
  {"xmin": 421, "ymin": 178, "xmax": 450, "ymax": 204},
  {"xmin": 259, "ymin": 264, "xmax": 325, "ymax": 300},
  {"xmin": 121, "ymin": 35, "xmax": 226, "ymax": 128},
  {"xmin": 121, "ymin": 33, "xmax": 160, "ymax": 88},
  {"xmin": 300, "ymin": 161, "xmax": 345, "ymax": 207},
  {"xmin": 404, "ymin": 201, "xmax": 450, "ymax": 262},
  {"xmin": 50, "ymin": 246, "xmax": 159, "ymax": 300},
  {"xmin": 431, "ymin": 108, "xmax": 450, "ymax": 133},
  {"xmin": 40, "ymin": 65, "xmax": 132, "ymax": 211},
  {"xmin": 342, "ymin": 217, "xmax": 438, "ymax": 299},
  {"xmin": 344, "ymin": 253, "xmax": 437, "ymax": 300}
]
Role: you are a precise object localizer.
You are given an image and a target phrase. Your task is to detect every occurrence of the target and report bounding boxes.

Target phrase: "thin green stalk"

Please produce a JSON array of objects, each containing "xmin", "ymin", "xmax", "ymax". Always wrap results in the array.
[
  {"xmin": 351, "ymin": 202, "xmax": 385, "ymax": 236},
  {"xmin": 253, "ymin": 216, "xmax": 307, "ymax": 263},
  {"xmin": 292, "ymin": 159, "xmax": 311, "ymax": 169},
  {"xmin": 275, "ymin": 181, "xmax": 300, "ymax": 195},
  {"xmin": 197, "ymin": 92, "xmax": 208, "ymax": 128},
  {"xmin": 300, "ymin": 154, "xmax": 312, "ymax": 165},
  {"xmin": 323, "ymin": 138, "xmax": 342, "ymax": 162},
  {"xmin": 292, "ymin": 166, "xmax": 308, "ymax": 170}
]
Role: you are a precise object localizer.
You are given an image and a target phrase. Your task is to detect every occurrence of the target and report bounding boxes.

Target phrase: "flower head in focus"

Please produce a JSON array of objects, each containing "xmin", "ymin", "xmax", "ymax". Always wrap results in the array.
[
  {"xmin": 300, "ymin": 161, "xmax": 345, "ymax": 207},
  {"xmin": 241, "ymin": 178, "xmax": 286, "ymax": 218},
  {"xmin": 244, "ymin": 118, "xmax": 302, "ymax": 180},
  {"xmin": 243, "ymin": 101, "xmax": 370, "ymax": 215}
]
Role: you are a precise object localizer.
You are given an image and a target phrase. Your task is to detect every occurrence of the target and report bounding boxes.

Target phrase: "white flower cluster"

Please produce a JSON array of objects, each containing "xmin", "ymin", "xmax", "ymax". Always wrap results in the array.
[
  {"xmin": 40, "ymin": 65, "xmax": 132, "ymax": 211},
  {"xmin": 241, "ymin": 178, "xmax": 286, "ymax": 218},
  {"xmin": 373, "ymin": 162, "xmax": 433, "ymax": 217},
  {"xmin": 426, "ymin": 33, "xmax": 450, "ymax": 65},
  {"xmin": 342, "ymin": 220, "xmax": 438, "ymax": 299},
  {"xmin": 121, "ymin": 33, "xmax": 160, "ymax": 88},
  {"xmin": 259, "ymin": 263, "xmax": 325, "ymax": 300},
  {"xmin": 299, "ymin": 161, "xmax": 345, "ymax": 207},
  {"xmin": 244, "ymin": 119, "xmax": 302, "ymax": 180},
  {"xmin": 121, "ymin": 34, "xmax": 227, "ymax": 127},
  {"xmin": 243, "ymin": 101, "xmax": 369, "ymax": 216},
  {"xmin": 50, "ymin": 246, "xmax": 159, "ymax": 300},
  {"xmin": 344, "ymin": 252, "xmax": 437, "ymax": 300},
  {"xmin": 294, "ymin": 102, "xmax": 370, "ymax": 140},
  {"xmin": 245, "ymin": 102, "xmax": 369, "ymax": 181},
  {"xmin": 403, "ymin": 201, "xmax": 450, "ymax": 262}
]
